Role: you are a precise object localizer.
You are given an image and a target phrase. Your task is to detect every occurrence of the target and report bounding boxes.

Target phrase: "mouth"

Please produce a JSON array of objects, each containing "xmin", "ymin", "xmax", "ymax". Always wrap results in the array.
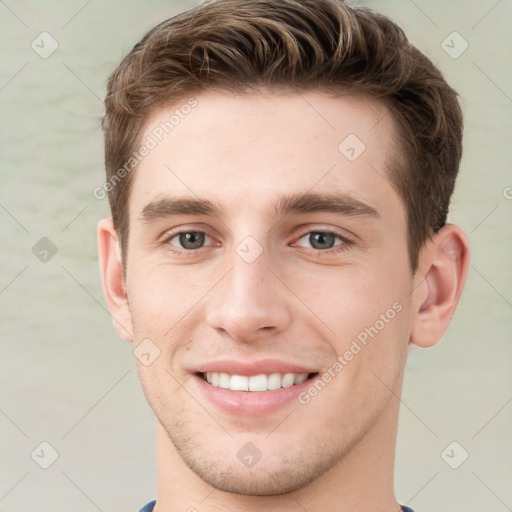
[
  {"xmin": 192, "ymin": 367, "xmax": 320, "ymax": 416},
  {"xmin": 198, "ymin": 371, "xmax": 319, "ymax": 391}
]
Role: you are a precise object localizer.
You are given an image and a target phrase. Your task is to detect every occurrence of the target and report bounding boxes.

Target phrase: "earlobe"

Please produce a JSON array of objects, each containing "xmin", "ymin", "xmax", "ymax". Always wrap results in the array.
[
  {"xmin": 97, "ymin": 218, "xmax": 134, "ymax": 342},
  {"xmin": 410, "ymin": 224, "xmax": 470, "ymax": 348}
]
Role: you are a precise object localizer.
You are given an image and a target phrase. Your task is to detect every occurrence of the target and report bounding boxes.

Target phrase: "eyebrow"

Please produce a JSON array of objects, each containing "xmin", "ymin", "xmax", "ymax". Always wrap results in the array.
[
  {"xmin": 140, "ymin": 197, "xmax": 223, "ymax": 222},
  {"xmin": 274, "ymin": 192, "xmax": 379, "ymax": 219},
  {"xmin": 139, "ymin": 192, "xmax": 379, "ymax": 223}
]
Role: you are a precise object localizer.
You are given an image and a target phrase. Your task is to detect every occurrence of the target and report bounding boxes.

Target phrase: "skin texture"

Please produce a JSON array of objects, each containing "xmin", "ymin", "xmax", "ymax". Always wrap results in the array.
[{"xmin": 98, "ymin": 91, "xmax": 469, "ymax": 512}]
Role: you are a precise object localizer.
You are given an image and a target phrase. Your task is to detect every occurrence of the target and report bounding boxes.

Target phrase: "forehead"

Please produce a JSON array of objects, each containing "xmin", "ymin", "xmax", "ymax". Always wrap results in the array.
[{"xmin": 129, "ymin": 90, "xmax": 402, "ymax": 220}]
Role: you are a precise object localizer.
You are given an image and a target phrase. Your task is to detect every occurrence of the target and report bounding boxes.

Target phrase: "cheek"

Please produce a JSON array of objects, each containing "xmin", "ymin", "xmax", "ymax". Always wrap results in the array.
[
  {"xmin": 126, "ymin": 261, "xmax": 212, "ymax": 335},
  {"xmin": 293, "ymin": 263, "xmax": 409, "ymax": 331},
  {"xmin": 289, "ymin": 262, "xmax": 412, "ymax": 377}
]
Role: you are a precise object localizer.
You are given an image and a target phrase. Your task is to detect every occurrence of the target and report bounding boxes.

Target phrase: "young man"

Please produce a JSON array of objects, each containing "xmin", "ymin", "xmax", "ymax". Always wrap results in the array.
[{"xmin": 97, "ymin": 0, "xmax": 469, "ymax": 510}]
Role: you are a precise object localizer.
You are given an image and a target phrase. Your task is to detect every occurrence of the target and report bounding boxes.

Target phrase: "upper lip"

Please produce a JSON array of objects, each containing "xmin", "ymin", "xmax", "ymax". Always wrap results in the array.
[{"xmin": 194, "ymin": 359, "xmax": 318, "ymax": 376}]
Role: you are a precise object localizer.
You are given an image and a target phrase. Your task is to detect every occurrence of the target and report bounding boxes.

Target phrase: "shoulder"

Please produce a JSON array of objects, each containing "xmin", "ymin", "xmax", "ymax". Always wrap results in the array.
[{"xmin": 138, "ymin": 500, "xmax": 156, "ymax": 512}]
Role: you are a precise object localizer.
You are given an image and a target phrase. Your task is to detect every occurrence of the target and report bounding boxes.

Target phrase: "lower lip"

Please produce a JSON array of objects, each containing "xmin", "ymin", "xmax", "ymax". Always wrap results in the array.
[{"xmin": 192, "ymin": 373, "xmax": 318, "ymax": 416}]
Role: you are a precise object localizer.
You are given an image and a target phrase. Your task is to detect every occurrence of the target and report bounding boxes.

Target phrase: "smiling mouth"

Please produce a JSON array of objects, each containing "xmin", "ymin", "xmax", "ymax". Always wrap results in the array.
[{"xmin": 198, "ymin": 371, "xmax": 319, "ymax": 392}]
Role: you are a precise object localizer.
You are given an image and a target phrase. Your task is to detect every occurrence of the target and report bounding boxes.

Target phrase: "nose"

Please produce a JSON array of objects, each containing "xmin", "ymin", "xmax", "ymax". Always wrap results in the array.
[{"xmin": 205, "ymin": 252, "xmax": 293, "ymax": 343}]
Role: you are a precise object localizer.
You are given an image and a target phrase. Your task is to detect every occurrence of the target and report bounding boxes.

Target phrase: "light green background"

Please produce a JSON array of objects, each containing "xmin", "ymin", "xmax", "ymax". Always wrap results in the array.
[{"xmin": 0, "ymin": 1, "xmax": 510, "ymax": 511}]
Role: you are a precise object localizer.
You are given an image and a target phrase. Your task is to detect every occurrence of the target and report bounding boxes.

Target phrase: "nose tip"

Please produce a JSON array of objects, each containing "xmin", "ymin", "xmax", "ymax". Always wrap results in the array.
[
  {"xmin": 205, "ymin": 261, "xmax": 292, "ymax": 343},
  {"xmin": 218, "ymin": 322, "xmax": 278, "ymax": 344}
]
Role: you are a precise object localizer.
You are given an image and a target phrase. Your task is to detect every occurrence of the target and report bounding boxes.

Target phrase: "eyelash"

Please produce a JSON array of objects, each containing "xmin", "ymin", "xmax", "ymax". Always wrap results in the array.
[
  {"xmin": 293, "ymin": 228, "xmax": 353, "ymax": 255},
  {"xmin": 162, "ymin": 228, "xmax": 354, "ymax": 257}
]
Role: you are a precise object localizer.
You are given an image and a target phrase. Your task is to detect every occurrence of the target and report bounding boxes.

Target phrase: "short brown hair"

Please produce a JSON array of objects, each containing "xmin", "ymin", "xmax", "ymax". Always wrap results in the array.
[{"xmin": 102, "ymin": 0, "xmax": 463, "ymax": 272}]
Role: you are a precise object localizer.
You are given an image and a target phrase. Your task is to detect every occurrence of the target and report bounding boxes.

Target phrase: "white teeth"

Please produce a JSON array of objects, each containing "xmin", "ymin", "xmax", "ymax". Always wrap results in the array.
[
  {"xmin": 294, "ymin": 373, "xmax": 308, "ymax": 384},
  {"xmin": 248, "ymin": 374, "xmax": 267, "ymax": 391},
  {"xmin": 230, "ymin": 375, "xmax": 249, "ymax": 391},
  {"xmin": 203, "ymin": 372, "xmax": 310, "ymax": 391},
  {"xmin": 219, "ymin": 372, "xmax": 230, "ymax": 388},
  {"xmin": 267, "ymin": 373, "xmax": 282, "ymax": 390},
  {"xmin": 281, "ymin": 373, "xmax": 295, "ymax": 388}
]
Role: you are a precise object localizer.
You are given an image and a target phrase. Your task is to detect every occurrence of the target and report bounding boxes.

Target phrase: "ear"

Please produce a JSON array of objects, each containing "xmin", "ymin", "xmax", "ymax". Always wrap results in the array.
[
  {"xmin": 410, "ymin": 224, "xmax": 470, "ymax": 348},
  {"xmin": 97, "ymin": 218, "xmax": 133, "ymax": 342}
]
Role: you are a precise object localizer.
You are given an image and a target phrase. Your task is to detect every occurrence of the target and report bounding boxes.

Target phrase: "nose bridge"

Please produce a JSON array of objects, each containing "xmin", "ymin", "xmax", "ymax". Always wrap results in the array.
[
  {"xmin": 206, "ymin": 246, "xmax": 292, "ymax": 341},
  {"xmin": 229, "ymin": 253, "xmax": 271, "ymax": 306}
]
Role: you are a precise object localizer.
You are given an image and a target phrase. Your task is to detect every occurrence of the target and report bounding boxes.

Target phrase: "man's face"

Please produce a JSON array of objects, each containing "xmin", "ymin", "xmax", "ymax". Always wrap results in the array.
[{"xmin": 123, "ymin": 91, "xmax": 418, "ymax": 494}]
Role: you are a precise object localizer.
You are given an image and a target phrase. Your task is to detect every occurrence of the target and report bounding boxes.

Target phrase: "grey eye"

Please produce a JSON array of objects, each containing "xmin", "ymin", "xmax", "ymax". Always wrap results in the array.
[
  {"xmin": 170, "ymin": 232, "xmax": 210, "ymax": 250},
  {"xmin": 296, "ymin": 232, "xmax": 341, "ymax": 250}
]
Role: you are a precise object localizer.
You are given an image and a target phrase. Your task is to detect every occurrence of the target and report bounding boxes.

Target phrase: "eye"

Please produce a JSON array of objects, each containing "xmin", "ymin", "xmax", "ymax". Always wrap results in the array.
[
  {"xmin": 167, "ymin": 231, "xmax": 213, "ymax": 250},
  {"xmin": 294, "ymin": 231, "xmax": 349, "ymax": 251}
]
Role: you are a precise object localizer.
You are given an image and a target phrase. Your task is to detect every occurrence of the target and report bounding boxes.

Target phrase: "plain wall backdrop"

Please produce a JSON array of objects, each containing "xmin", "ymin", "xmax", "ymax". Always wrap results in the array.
[{"xmin": 0, "ymin": 1, "xmax": 511, "ymax": 511}]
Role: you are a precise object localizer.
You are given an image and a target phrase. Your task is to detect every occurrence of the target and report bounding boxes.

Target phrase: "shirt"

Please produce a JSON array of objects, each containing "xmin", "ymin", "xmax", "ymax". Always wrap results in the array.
[{"xmin": 139, "ymin": 500, "xmax": 415, "ymax": 511}]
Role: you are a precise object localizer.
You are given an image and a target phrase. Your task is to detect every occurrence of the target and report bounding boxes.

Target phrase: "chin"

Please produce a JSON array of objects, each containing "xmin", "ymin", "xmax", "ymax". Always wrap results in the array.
[
  {"xmin": 164, "ymin": 421, "xmax": 345, "ymax": 497},
  {"xmin": 182, "ymin": 460, "xmax": 322, "ymax": 496}
]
